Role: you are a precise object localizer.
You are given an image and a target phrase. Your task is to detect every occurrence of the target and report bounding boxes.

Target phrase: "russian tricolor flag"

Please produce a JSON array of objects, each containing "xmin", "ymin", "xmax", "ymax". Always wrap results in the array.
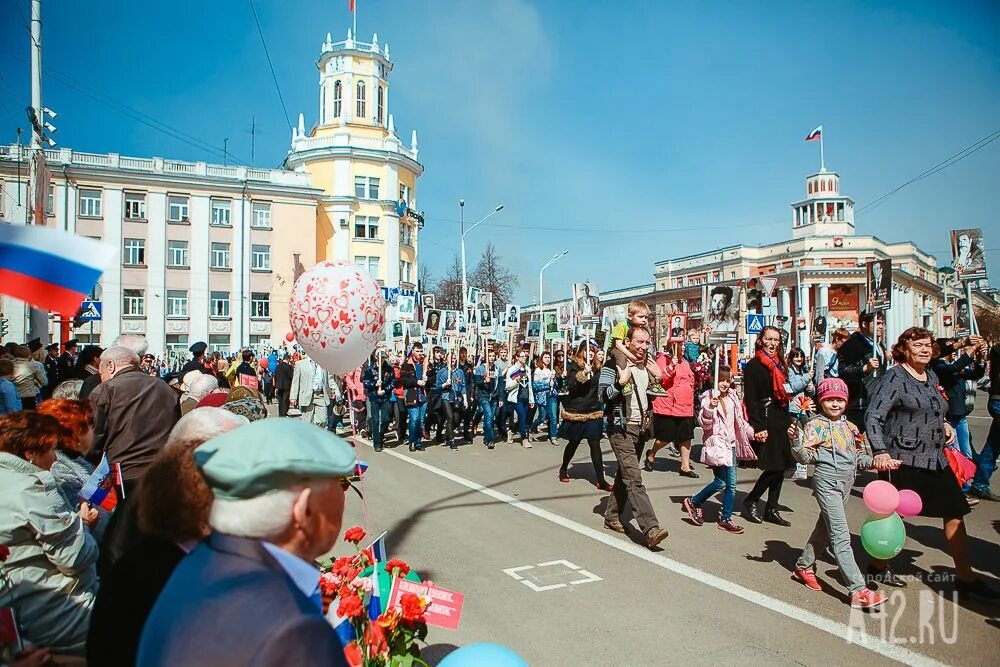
[
  {"xmin": 0, "ymin": 223, "xmax": 115, "ymax": 315},
  {"xmin": 80, "ymin": 454, "xmax": 119, "ymax": 511},
  {"xmin": 804, "ymin": 125, "xmax": 822, "ymax": 142}
]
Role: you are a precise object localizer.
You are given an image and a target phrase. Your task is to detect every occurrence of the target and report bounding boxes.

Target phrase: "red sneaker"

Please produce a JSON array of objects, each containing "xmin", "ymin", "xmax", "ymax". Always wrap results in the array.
[
  {"xmin": 793, "ymin": 567, "xmax": 822, "ymax": 591},
  {"xmin": 850, "ymin": 587, "xmax": 888, "ymax": 609},
  {"xmin": 717, "ymin": 519, "xmax": 744, "ymax": 534},
  {"xmin": 682, "ymin": 498, "xmax": 704, "ymax": 526}
]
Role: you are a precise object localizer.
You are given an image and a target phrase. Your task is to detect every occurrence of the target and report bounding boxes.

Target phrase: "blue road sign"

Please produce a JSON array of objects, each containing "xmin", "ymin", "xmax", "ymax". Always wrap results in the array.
[
  {"xmin": 79, "ymin": 300, "xmax": 102, "ymax": 322},
  {"xmin": 745, "ymin": 313, "xmax": 765, "ymax": 335}
]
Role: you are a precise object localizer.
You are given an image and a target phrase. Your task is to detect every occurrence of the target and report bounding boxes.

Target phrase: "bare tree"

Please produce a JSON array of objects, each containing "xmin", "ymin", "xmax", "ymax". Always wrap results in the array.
[
  {"xmin": 417, "ymin": 263, "xmax": 435, "ymax": 295},
  {"xmin": 472, "ymin": 242, "xmax": 519, "ymax": 316},
  {"xmin": 434, "ymin": 254, "xmax": 465, "ymax": 311},
  {"xmin": 975, "ymin": 305, "xmax": 1000, "ymax": 347}
]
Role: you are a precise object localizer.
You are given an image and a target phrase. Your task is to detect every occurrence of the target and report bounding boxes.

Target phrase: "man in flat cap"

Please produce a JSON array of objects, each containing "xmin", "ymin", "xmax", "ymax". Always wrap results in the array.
[
  {"xmin": 139, "ymin": 419, "xmax": 354, "ymax": 667},
  {"xmin": 182, "ymin": 341, "xmax": 214, "ymax": 377}
]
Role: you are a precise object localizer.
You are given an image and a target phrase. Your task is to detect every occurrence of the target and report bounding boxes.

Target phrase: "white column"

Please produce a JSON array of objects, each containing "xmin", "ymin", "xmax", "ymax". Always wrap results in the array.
[
  {"xmin": 103, "ymin": 188, "xmax": 125, "ymax": 347},
  {"xmin": 384, "ymin": 163, "xmax": 400, "ymax": 288},
  {"xmin": 143, "ymin": 188, "xmax": 165, "ymax": 354},
  {"xmin": 778, "ymin": 286, "xmax": 792, "ymax": 339},
  {"xmin": 231, "ymin": 196, "xmax": 249, "ymax": 346},
  {"xmin": 188, "ymin": 194, "xmax": 210, "ymax": 344},
  {"xmin": 818, "ymin": 283, "xmax": 830, "ymax": 310},
  {"xmin": 798, "ymin": 283, "xmax": 811, "ymax": 351}
]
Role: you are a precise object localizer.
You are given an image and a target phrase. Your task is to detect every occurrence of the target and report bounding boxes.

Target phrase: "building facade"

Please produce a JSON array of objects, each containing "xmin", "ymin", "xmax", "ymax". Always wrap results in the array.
[{"xmin": 0, "ymin": 26, "xmax": 424, "ymax": 354}]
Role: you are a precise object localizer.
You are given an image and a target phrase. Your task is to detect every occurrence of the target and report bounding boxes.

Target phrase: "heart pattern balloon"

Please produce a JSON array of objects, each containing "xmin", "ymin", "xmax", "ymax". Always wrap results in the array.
[{"xmin": 289, "ymin": 261, "xmax": 385, "ymax": 375}]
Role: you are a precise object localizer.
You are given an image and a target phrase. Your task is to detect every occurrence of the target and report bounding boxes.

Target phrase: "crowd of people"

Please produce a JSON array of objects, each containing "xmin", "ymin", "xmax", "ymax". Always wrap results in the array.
[{"xmin": 0, "ymin": 297, "xmax": 997, "ymax": 663}]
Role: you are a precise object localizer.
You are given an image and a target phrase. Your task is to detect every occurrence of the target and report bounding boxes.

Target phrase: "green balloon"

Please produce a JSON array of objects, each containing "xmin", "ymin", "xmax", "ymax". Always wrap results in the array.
[{"xmin": 861, "ymin": 512, "xmax": 906, "ymax": 560}]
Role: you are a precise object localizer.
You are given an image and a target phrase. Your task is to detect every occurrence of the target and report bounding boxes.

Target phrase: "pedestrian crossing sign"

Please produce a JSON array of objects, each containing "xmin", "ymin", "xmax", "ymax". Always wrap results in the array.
[
  {"xmin": 745, "ymin": 313, "xmax": 765, "ymax": 335},
  {"xmin": 78, "ymin": 300, "xmax": 102, "ymax": 322}
]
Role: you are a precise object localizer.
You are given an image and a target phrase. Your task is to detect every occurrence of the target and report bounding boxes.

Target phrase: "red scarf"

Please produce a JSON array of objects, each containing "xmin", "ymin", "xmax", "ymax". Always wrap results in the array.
[{"xmin": 755, "ymin": 350, "xmax": 790, "ymax": 407}]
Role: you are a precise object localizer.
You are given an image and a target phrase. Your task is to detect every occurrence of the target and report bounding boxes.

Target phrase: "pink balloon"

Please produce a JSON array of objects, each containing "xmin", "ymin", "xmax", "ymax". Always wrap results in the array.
[
  {"xmin": 863, "ymin": 480, "xmax": 900, "ymax": 516},
  {"xmin": 896, "ymin": 489, "xmax": 922, "ymax": 518}
]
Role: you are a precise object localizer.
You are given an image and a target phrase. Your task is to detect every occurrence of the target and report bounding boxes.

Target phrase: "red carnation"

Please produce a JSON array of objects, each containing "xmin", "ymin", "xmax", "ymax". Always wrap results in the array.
[
  {"xmin": 385, "ymin": 558, "xmax": 410, "ymax": 577},
  {"xmin": 344, "ymin": 526, "xmax": 366, "ymax": 544},
  {"xmin": 337, "ymin": 592, "xmax": 365, "ymax": 620},
  {"xmin": 332, "ymin": 555, "xmax": 358, "ymax": 578},
  {"xmin": 399, "ymin": 592, "xmax": 426, "ymax": 624},
  {"xmin": 320, "ymin": 571, "xmax": 338, "ymax": 597},
  {"xmin": 0, "ymin": 545, "xmax": 9, "ymax": 562}
]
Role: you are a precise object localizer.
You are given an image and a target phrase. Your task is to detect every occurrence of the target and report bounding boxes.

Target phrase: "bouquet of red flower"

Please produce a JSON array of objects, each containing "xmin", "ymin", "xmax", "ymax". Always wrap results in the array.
[{"xmin": 319, "ymin": 526, "xmax": 430, "ymax": 667}]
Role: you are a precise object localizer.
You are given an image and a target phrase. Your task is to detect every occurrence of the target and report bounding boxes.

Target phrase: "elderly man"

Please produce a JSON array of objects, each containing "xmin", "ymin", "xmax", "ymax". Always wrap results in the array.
[
  {"xmin": 138, "ymin": 419, "xmax": 354, "ymax": 666},
  {"xmin": 291, "ymin": 354, "xmax": 332, "ymax": 426},
  {"xmin": 91, "ymin": 346, "xmax": 180, "ymax": 571}
]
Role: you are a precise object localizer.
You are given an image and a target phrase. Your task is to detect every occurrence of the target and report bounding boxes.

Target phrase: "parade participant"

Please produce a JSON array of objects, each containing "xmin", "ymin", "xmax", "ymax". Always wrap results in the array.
[
  {"xmin": 226, "ymin": 349, "xmax": 260, "ymax": 390},
  {"xmin": 138, "ymin": 419, "xmax": 355, "ymax": 666},
  {"xmin": 559, "ymin": 341, "xmax": 609, "ymax": 487},
  {"xmin": 609, "ymin": 299, "xmax": 668, "ymax": 396},
  {"xmin": 274, "ymin": 352, "xmax": 294, "ymax": 417},
  {"xmin": 362, "ymin": 351, "xmax": 396, "ymax": 452},
  {"xmin": 457, "ymin": 346, "xmax": 476, "ymax": 442},
  {"xmin": 345, "ymin": 364, "xmax": 367, "ymax": 436},
  {"xmin": 391, "ymin": 351, "xmax": 408, "ymax": 445},
  {"xmin": 12, "ymin": 345, "xmax": 47, "ymax": 410},
  {"xmin": 529, "ymin": 350, "xmax": 559, "ymax": 445},
  {"xmin": 400, "ymin": 343, "xmax": 429, "ymax": 452},
  {"xmin": 644, "ymin": 344, "xmax": 700, "ymax": 477},
  {"xmin": 260, "ymin": 361, "xmax": 275, "ymax": 404},
  {"xmin": 0, "ymin": 358, "xmax": 21, "ymax": 414},
  {"xmin": 786, "ymin": 347, "xmax": 815, "ymax": 416},
  {"xmin": 438, "ymin": 352, "xmax": 468, "ymax": 450},
  {"xmin": 42, "ymin": 342, "xmax": 61, "ymax": 398},
  {"xmin": 474, "ymin": 349, "xmax": 500, "ymax": 449},
  {"xmin": 837, "ymin": 311, "xmax": 886, "ymax": 432},
  {"xmin": 683, "ymin": 366, "xmax": 752, "ymax": 534},
  {"xmin": 812, "ymin": 327, "xmax": 850, "ymax": 386},
  {"xmin": 505, "ymin": 348, "xmax": 535, "ymax": 447},
  {"xmin": 742, "ymin": 326, "xmax": 795, "ymax": 526},
  {"xmin": 291, "ymin": 354, "xmax": 332, "ymax": 427},
  {"xmin": 181, "ymin": 341, "xmax": 213, "ymax": 377},
  {"xmin": 970, "ymin": 342, "xmax": 1000, "ymax": 501},
  {"xmin": 598, "ymin": 327, "xmax": 669, "ymax": 548},
  {"xmin": 0, "ymin": 411, "xmax": 99, "ymax": 655},
  {"xmin": 931, "ymin": 335, "xmax": 986, "ymax": 498},
  {"xmin": 58, "ymin": 339, "xmax": 79, "ymax": 380},
  {"xmin": 866, "ymin": 327, "xmax": 998, "ymax": 600},
  {"xmin": 791, "ymin": 378, "xmax": 892, "ymax": 608},
  {"xmin": 494, "ymin": 345, "xmax": 512, "ymax": 441},
  {"xmin": 424, "ymin": 346, "xmax": 448, "ymax": 443}
]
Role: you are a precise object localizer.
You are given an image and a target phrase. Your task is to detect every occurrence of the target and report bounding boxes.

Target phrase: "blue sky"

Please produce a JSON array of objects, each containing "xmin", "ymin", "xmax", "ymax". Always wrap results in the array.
[{"xmin": 1, "ymin": 0, "xmax": 998, "ymax": 303}]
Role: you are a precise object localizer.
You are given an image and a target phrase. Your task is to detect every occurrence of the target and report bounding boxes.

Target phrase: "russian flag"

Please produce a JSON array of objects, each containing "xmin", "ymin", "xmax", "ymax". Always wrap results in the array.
[
  {"xmin": 368, "ymin": 531, "xmax": 387, "ymax": 562},
  {"xmin": 325, "ymin": 605, "xmax": 357, "ymax": 648},
  {"xmin": 366, "ymin": 569, "xmax": 381, "ymax": 621},
  {"xmin": 0, "ymin": 223, "xmax": 115, "ymax": 315},
  {"xmin": 80, "ymin": 454, "xmax": 119, "ymax": 511},
  {"xmin": 804, "ymin": 125, "xmax": 822, "ymax": 142}
]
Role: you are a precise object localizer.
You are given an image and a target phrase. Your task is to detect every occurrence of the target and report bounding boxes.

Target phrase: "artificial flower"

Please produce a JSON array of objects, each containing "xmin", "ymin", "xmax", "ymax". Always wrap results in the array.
[
  {"xmin": 344, "ymin": 526, "xmax": 366, "ymax": 544},
  {"xmin": 385, "ymin": 558, "xmax": 410, "ymax": 577},
  {"xmin": 337, "ymin": 593, "xmax": 365, "ymax": 620}
]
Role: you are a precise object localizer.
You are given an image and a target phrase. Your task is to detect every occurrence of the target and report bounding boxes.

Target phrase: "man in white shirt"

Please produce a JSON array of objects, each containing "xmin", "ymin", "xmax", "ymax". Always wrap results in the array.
[{"xmin": 290, "ymin": 356, "xmax": 331, "ymax": 427}]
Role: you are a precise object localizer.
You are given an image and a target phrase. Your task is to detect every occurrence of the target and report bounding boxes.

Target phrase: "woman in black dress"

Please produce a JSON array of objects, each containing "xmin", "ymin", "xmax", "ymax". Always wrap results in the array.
[
  {"xmin": 558, "ymin": 342, "xmax": 610, "ymax": 490},
  {"xmin": 742, "ymin": 326, "xmax": 796, "ymax": 526}
]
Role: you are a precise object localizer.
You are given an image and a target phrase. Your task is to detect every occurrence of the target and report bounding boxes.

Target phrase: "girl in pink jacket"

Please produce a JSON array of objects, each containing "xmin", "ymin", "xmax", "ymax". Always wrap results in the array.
[{"xmin": 682, "ymin": 366, "xmax": 754, "ymax": 534}]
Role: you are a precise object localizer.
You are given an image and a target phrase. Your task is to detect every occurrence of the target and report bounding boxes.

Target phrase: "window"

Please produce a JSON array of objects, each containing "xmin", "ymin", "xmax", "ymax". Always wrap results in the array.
[
  {"xmin": 354, "ymin": 216, "xmax": 379, "ymax": 240},
  {"xmin": 123, "ymin": 289, "xmax": 144, "ymax": 317},
  {"xmin": 251, "ymin": 292, "xmax": 270, "ymax": 319},
  {"xmin": 368, "ymin": 177, "xmax": 380, "ymax": 200},
  {"xmin": 78, "ymin": 188, "xmax": 102, "ymax": 217},
  {"xmin": 251, "ymin": 244, "xmax": 271, "ymax": 271},
  {"xmin": 168, "ymin": 195, "xmax": 190, "ymax": 223},
  {"xmin": 399, "ymin": 260, "xmax": 412, "ymax": 284},
  {"xmin": 376, "ymin": 85, "xmax": 384, "ymax": 125},
  {"xmin": 354, "ymin": 256, "xmax": 381, "ymax": 278},
  {"xmin": 400, "ymin": 222, "xmax": 413, "ymax": 247},
  {"xmin": 356, "ymin": 80, "xmax": 366, "ymax": 118},
  {"xmin": 355, "ymin": 176, "xmax": 365, "ymax": 198},
  {"xmin": 211, "ymin": 199, "xmax": 231, "ymax": 226},
  {"xmin": 46, "ymin": 185, "xmax": 54, "ymax": 216},
  {"xmin": 123, "ymin": 238, "xmax": 145, "ymax": 266},
  {"xmin": 165, "ymin": 334, "xmax": 189, "ymax": 356},
  {"xmin": 211, "ymin": 242, "xmax": 231, "ymax": 269},
  {"xmin": 354, "ymin": 175, "xmax": 381, "ymax": 200},
  {"xmin": 251, "ymin": 202, "xmax": 271, "ymax": 228},
  {"xmin": 209, "ymin": 334, "xmax": 230, "ymax": 353},
  {"xmin": 333, "ymin": 80, "xmax": 342, "ymax": 117},
  {"xmin": 167, "ymin": 240, "xmax": 189, "ymax": 268},
  {"xmin": 124, "ymin": 192, "xmax": 146, "ymax": 220},
  {"xmin": 166, "ymin": 290, "xmax": 188, "ymax": 317},
  {"xmin": 211, "ymin": 291, "xmax": 230, "ymax": 318},
  {"xmin": 399, "ymin": 183, "xmax": 411, "ymax": 205}
]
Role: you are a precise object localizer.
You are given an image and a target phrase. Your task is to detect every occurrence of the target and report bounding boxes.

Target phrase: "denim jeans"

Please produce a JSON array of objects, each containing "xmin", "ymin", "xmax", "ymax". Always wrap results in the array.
[
  {"xmin": 407, "ymin": 403, "xmax": 427, "ymax": 448},
  {"xmin": 509, "ymin": 400, "xmax": 530, "ymax": 439},
  {"xmin": 972, "ymin": 398, "xmax": 1000, "ymax": 493},
  {"xmin": 947, "ymin": 415, "xmax": 972, "ymax": 492},
  {"xmin": 478, "ymin": 398, "xmax": 496, "ymax": 444},
  {"xmin": 530, "ymin": 394, "xmax": 559, "ymax": 440},
  {"xmin": 370, "ymin": 400, "xmax": 390, "ymax": 449},
  {"xmin": 496, "ymin": 399, "xmax": 510, "ymax": 438},
  {"xmin": 691, "ymin": 448, "xmax": 737, "ymax": 521}
]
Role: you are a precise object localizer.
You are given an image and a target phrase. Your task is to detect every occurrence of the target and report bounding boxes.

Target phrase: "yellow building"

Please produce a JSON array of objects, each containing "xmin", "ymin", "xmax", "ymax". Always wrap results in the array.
[{"xmin": 285, "ymin": 29, "xmax": 424, "ymax": 297}]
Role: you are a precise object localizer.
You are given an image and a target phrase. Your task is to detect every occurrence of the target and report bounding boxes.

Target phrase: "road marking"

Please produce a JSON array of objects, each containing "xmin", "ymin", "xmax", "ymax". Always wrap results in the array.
[
  {"xmin": 502, "ymin": 560, "xmax": 602, "ymax": 591},
  {"xmin": 362, "ymin": 440, "xmax": 947, "ymax": 666}
]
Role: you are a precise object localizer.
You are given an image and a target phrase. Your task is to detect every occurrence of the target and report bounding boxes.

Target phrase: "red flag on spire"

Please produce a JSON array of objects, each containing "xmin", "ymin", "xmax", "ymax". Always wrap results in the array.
[{"xmin": 349, "ymin": 0, "xmax": 355, "ymax": 12}]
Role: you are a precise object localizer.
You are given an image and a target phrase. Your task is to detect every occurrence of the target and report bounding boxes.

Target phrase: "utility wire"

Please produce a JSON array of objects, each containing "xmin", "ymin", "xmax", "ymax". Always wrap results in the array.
[{"xmin": 247, "ymin": 0, "xmax": 292, "ymax": 131}]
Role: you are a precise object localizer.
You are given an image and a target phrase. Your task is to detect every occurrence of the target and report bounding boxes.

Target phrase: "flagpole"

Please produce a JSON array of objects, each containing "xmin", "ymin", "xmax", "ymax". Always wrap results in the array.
[
  {"xmin": 820, "ymin": 130, "xmax": 825, "ymax": 171},
  {"xmin": 353, "ymin": 0, "xmax": 357, "ymax": 43}
]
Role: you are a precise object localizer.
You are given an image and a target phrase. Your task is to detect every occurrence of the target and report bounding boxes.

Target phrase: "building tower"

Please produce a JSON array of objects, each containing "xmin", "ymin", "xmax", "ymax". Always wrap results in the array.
[
  {"xmin": 285, "ymin": 29, "xmax": 424, "ymax": 292},
  {"xmin": 790, "ymin": 168, "xmax": 854, "ymax": 239}
]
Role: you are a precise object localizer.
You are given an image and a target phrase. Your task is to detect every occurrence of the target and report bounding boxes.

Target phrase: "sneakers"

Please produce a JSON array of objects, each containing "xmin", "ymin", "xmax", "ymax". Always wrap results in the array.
[
  {"xmin": 521, "ymin": 439, "xmax": 533, "ymax": 449},
  {"xmin": 866, "ymin": 565, "xmax": 907, "ymax": 588},
  {"xmin": 717, "ymin": 518, "xmax": 744, "ymax": 534},
  {"xmin": 485, "ymin": 441, "xmax": 495, "ymax": 450},
  {"xmin": 646, "ymin": 385, "xmax": 669, "ymax": 397},
  {"xmin": 793, "ymin": 567, "xmax": 822, "ymax": 591},
  {"xmin": 850, "ymin": 587, "xmax": 888, "ymax": 609},
  {"xmin": 645, "ymin": 527, "xmax": 669, "ymax": 549},
  {"xmin": 683, "ymin": 498, "xmax": 704, "ymax": 526},
  {"xmin": 969, "ymin": 486, "xmax": 1000, "ymax": 502},
  {"xmin": 966, "ymin": 495, "xmax": 980, "ymax": 508},
  {"xmin": 666, "ymin": 444, "xmax": 681, "ymax": 458},
  {"xmin": 506, "ymin": 432, "xmax": 514, "ymax": 444},
  {"xmin": 604, "ymin": 517, "xmax": 626, "ymax": 533},
  {"xmin": 549, "ymin": 438, "xmax": 559, "ymax": 447},
  {"xmin": 643, "ymin": 456, "xmax": 655, "ymax": 473},
  {"xmin": 448, "ymin": 440, "xmax": 458, "ymax": 451}
]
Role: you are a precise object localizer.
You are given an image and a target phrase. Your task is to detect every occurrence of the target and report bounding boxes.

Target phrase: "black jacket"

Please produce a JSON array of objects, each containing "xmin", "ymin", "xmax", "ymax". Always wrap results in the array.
[
  {"xmin": 273, "ymin": 360, "xmax": 294, "ymax": 391},
  {"xmin": 742, "ymin": 358, "xmax": 793, "ymax": 472},
  {"xmin": 931, "ymin": 354, "xmax": 984, "ymax": 418},
  {"xmin": 563, "ymin": 361, "xmax": 601, "ymax": 416},
  {"xmin": 836, "ymin": 331, "xmax": 886, "ymax": 411}
]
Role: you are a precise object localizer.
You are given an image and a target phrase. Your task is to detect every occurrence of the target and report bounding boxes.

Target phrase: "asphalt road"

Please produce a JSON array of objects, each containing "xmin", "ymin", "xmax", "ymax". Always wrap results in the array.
[{"xmin": 308, "ymin": 401, "xmax": 1000, "ymax": 666}]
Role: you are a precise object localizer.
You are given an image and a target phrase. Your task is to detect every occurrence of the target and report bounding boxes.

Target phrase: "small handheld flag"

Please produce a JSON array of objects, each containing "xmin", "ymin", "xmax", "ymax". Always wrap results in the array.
[
  {"xmin": 368, "ymin": 531, "xmax": 387, "ymax": 563},
  {"xmin": 80, "ymin": 454, "xmax": 119, "ymax": 511}
]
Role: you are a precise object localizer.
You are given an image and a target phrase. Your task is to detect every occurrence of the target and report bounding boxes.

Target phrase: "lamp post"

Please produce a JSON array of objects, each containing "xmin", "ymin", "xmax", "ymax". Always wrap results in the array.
[
  {"xmin": 539, "ymin": 250, "xmax": 569, "ymax": 337},
  {"xmin": 459, "ymin": 201, "xmax": 504, "ymax": 311}
]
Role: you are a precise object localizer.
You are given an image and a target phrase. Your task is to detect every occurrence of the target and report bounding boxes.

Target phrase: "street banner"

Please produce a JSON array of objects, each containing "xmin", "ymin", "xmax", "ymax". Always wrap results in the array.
[
  {"xmin": 573, "ymin": 282, "xmax": 601, "ymax": 323},
  {"xmin": 668, "ymin": 313, "xmax": 687, "ymax": 343},
  {"xmin": 951, "ymin": 228, "xmax": 987, "ymax": 281},
  {"xmin": 866, "ymin": 259, "xmax": 892, "ymax": 311},
  {"xmin": 828, "ymin": 284, "xmax": 860, "ymax": 331},
  {"xmin": 388, "ymin": 579, "xmax": 464, "ymax": 631}
]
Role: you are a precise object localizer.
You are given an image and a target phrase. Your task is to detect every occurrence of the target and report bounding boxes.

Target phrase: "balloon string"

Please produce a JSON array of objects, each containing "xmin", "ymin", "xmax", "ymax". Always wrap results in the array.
[{"xmin": 346, "ymin": 376, "xmax": 373, "ymax": 539}]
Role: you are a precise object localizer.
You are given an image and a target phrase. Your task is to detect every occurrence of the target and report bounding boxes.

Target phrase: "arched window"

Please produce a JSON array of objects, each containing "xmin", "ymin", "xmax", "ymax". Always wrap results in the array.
[
  {"xmin": 333, "ymin": 80, "xmax": 342, "ymax": 118},
  {"xmin": 319, "ymin": 82, "xmax": 327, "ymax": 123},
  {"xmin": 376, "ymin": 85, "xmax": 384, "ymax": 125},
  {"xmin": 827, "ymin": 178, "xmax": 833, "ymax": 192},
  {"xmin": 820, "ymin": 180, "xmax": 826, "ymax": 192},
  {"xmin": 356, "ymin": 80, "xmax": 366, "ymax": 119},
  {"xmin": 808, "ymin": 181, "xmax": 813, "ymax": 194}
]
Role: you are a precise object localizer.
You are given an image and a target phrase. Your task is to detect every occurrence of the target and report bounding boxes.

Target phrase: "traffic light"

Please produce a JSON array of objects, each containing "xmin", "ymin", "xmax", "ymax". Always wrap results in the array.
[{"xmin": 0, "ymin": 318, "xmax": 8, "ymax": 340}]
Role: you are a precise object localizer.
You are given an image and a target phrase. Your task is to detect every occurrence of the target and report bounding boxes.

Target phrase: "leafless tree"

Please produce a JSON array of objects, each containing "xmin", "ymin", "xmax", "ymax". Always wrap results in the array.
[{"xmin": 472, "ymin": 242, "xmax": 519, "ymax": 316}]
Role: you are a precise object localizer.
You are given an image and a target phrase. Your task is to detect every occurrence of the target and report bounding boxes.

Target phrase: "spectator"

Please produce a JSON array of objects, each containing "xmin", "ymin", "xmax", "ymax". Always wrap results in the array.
[
  {"xmin": 11, "ymin": 345, "xmax": 47, "ymax": 410},
  {"xmin": 75, "ymin": 345, "xmax": 104, "ymax": 399},
  {"xmin": 0, "ymin": 412, "xmax": 99, "ymax": 655},
  {"xmin": 0, "ymin": 358, "xmax": 22, "ymax": 414},
  {"xmin": 181, "ymin": 374, "xmax": 220, "ymax": 416},
  {"xmin": 51, "ymin": 379, "xmax": 84, "ymax": 400},
  {"xmin": 812, "ymin": 327, "xmax": 850, "ymax": 386},
  {"xmin": 836, "ymin": 311, "xmax": 886, "ymax": 432},
  {"xmin": 273, "ymin": 353, "xmax": 294, "ymax": 417}
]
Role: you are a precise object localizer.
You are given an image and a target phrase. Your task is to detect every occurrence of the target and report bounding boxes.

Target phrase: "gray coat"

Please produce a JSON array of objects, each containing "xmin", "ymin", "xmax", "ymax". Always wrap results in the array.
[
  {"xmin": 865, "ymin": 365, "xmax": 949, "ymax": 470},
  {"xmin": 0, "ymin": 452, "xmax": 99, "ymax": 653}
]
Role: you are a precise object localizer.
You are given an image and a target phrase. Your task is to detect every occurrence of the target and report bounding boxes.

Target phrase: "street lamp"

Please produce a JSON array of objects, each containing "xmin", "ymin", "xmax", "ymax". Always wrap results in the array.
[
  {"xmin": 460, "ymin": 200, "xmax": 504, "ymax": 311},
  {"xmin": 539, "ymin": 250, "xmax": 569, "ymax": 336}
]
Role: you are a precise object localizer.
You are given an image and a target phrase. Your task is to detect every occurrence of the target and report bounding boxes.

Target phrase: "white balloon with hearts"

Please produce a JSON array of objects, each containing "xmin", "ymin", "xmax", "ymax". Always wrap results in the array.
[{"xmin": 289, "ymin": 261, "xmax": 386, "ymax": 375}]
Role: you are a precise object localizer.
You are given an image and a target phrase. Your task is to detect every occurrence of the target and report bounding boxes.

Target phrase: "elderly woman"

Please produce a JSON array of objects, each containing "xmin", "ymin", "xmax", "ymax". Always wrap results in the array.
[
  {"xmin": 181, "ymin": 373, "xmax": 220, "ymax": 416},
  {"xmin": 0, "ymin": 411, "xmax": 99, "ymax": 655},
  {"xmin": 87, "ymin": 407, "xmax": 247, "ymax": 667},
  {"xmin": 866, "ymin": 327, "xmax": 998, "ymax": 601},
  {"xmin": 222, "ymin": 386, "xmax": 269, "ymax": 422}
]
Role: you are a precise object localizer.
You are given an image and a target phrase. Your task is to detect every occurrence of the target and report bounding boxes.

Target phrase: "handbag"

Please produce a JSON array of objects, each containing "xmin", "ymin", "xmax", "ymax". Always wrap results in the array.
[{"xmin": 944, "ymin": 445, "xmax": 976, "ymax": 487}]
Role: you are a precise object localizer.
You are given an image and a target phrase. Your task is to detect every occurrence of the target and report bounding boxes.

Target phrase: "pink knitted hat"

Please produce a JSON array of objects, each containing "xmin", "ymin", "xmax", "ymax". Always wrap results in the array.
[{"xmin": 817, "ymin": 378, "xmax": 849, "ymax": 403}]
